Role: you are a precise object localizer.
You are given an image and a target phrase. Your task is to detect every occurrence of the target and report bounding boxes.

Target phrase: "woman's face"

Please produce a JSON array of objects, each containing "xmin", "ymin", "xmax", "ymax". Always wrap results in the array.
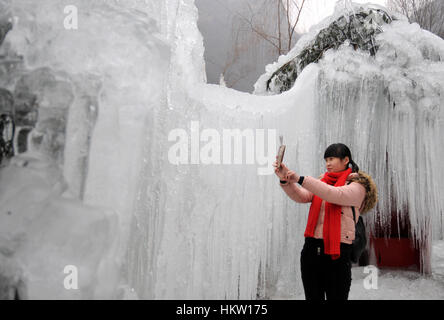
[{"xmin": 325, "ymin": 156, "xmax": 349, "ymax": 173}]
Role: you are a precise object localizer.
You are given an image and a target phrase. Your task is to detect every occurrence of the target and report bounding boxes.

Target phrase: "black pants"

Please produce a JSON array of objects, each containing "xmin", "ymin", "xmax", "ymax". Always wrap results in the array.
[{"xmin": 300, "ymin": 237, "xmax": 353, "ymax": 300}]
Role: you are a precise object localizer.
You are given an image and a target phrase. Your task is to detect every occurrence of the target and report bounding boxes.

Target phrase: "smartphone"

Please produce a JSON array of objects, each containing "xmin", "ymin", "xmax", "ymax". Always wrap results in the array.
[{"xmin": 277, "ymin": 144, "xmax": 286, "ymax": 167}]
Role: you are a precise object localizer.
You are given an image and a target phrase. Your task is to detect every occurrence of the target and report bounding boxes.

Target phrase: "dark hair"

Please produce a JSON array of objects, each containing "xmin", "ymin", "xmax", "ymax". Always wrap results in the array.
[{"xmin": 324, "ymin": 143, "xmax": 359, "ymax": 173}]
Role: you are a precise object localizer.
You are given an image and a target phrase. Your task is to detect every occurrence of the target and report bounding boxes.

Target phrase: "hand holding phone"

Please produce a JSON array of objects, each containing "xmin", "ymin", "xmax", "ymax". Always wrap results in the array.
[
  {"xmin": 277, "ymin": 145, "xmax": 286, "ymax": 168},
  {"xmin": 276, "ymin": 135, "xmax": 285, "ymax": 168}
]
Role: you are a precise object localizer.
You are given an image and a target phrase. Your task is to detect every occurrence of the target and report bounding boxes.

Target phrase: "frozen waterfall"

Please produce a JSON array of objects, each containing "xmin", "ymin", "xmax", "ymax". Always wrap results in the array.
[{"xmin": 0, "ymin": 0, "xmax": 443, "ymax": 299}]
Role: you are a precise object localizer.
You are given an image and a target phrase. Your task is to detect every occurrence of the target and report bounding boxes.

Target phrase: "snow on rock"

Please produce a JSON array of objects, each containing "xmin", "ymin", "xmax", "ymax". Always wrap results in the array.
[
  {"xmin": 259, "ymin": 5, "xmax": 394, "ymax": 94},
  {"xmin": 253, "ymin": 2, "xmax": 443, "ymax": 95}
]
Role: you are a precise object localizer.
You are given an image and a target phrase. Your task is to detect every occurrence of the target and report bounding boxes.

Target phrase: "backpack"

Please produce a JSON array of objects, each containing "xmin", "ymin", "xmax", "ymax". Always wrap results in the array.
[{"xmin": 350, "ymin": 206, "xmax": 367, "ymax": 264}]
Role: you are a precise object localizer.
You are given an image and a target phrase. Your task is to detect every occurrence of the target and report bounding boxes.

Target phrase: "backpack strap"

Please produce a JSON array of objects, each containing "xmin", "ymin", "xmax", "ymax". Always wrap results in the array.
[
  {"xmin": 346, "ymin": 180, "xmax": 357, "ymax": 224},
  {"xmin": 352, "ymin": 206, "xmax": 356, "ymax": 224}
]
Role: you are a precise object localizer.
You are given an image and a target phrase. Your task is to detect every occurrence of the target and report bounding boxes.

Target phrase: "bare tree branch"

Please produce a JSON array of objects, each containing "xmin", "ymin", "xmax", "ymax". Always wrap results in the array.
[
  {"xmin": 219, "ymin": 0, "xmax": 308, "ymax": 89},
  {"xmin": 230, "ymin": 0, "xmax": 307, "ymax": 56},
  {"xmin": 278, "ymin": 0, "xmax": 282, "ymax": 54},
  {"xmin": 288, "ymin": 0, "xmax": 306, "ymax": 51},
  {"xmin": 388, "ymin": 0, "xmax": 444, "ymax": 38}
]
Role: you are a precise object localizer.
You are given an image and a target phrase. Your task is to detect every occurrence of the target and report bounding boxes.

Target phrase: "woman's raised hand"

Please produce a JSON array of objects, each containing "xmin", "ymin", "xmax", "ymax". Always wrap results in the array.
[{"xmin": 285, "ymin": 170, "xmax": 299, "ymax": 183}]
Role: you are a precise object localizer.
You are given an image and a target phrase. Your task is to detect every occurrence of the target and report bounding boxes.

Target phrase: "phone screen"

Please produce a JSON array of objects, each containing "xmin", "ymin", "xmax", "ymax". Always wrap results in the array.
[{"xmin": 277, "ymin": 145, "xmax": 286, "ymax": 167}]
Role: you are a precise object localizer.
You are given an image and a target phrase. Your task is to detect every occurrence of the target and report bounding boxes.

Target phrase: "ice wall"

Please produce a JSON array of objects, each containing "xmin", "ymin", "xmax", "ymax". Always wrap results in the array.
[
  {"xmin": 0, "ymin": 152, "xmax": 119, "ymax": 299},
  {"xmin": 0, "ymin": 0, "xmax": 172, "ymax": 298},
  {"xmin": 2, "ymin": 0, "xmax": 316, "ymax": 299},
  {"xmin": 125, "ymin": 0, "xmax": 318, "ymax": 299}
]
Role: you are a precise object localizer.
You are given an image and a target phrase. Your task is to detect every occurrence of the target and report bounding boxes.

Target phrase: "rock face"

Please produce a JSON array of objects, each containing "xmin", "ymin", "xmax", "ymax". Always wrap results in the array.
[
  {"xmin": 0, "ymin": 88, "xmax": 13, "ymax": 114},
  {"xmin": 0, "ymin": 16, "xmax": 75, "ymax": 165},
  {"xmin": 0, "ymin": 20, "xmax": 12, "ymax": 46},
  {"xmin": 14, "ymin": 68, "xmax": 74, "ymax": 162},
  {"xmin": 0, "ymin": 21, "xmax": 16, "ymax": 164},
  {"xmin": 266, "ymin": 7, "xmax": 394, "ymax": 94}
]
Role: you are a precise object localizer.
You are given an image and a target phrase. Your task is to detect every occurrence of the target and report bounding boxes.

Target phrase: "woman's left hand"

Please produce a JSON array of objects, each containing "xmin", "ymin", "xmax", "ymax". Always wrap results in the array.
[{"xmin": 285, "ymin": 170, "xmax": 300, "ymax": 183}]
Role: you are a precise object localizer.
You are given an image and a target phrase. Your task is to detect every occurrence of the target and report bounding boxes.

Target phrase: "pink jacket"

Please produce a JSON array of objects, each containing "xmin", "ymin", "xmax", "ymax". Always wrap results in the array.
[{"xmin": 280, "ymin": 173, "xmax": 366, "ymax": 244}]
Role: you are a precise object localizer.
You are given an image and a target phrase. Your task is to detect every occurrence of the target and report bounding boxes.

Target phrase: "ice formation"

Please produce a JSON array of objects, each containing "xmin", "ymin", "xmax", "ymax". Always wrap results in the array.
[
  {"xmin": 262, "ymin": 5, "xmax": 394, "ymax": 94},
  {"xmin": 255, "ymin": 1, "xmax": 444, "ymax": 275},
  {"xmin": 0, "ymin": 0, "xmax": 443, "ymax": 300}
]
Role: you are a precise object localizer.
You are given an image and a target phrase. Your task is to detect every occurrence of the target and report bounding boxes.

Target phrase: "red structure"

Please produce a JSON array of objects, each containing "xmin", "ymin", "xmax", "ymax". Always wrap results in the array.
[{"xmin": 369, "ymin": 208, "xmax": 421, "ymax": 271}]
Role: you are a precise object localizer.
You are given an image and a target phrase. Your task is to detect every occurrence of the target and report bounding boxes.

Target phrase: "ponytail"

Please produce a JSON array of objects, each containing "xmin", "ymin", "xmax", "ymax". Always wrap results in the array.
[{"xmin": 349, "ymin": 159, "xmax": 359, "ymax": 173}]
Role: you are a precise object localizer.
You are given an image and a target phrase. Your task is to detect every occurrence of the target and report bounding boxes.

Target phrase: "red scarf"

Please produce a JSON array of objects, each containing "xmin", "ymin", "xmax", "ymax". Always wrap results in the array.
[{"xmin": 303, "ymin": 167, "xmax": 352, "ymax": 260}]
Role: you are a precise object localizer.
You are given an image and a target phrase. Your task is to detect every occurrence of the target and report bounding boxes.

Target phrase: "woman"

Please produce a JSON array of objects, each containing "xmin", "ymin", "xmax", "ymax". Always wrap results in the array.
[{"xmin": 273, "ymin": 143, "xmax": 377, "ymax": 300}]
